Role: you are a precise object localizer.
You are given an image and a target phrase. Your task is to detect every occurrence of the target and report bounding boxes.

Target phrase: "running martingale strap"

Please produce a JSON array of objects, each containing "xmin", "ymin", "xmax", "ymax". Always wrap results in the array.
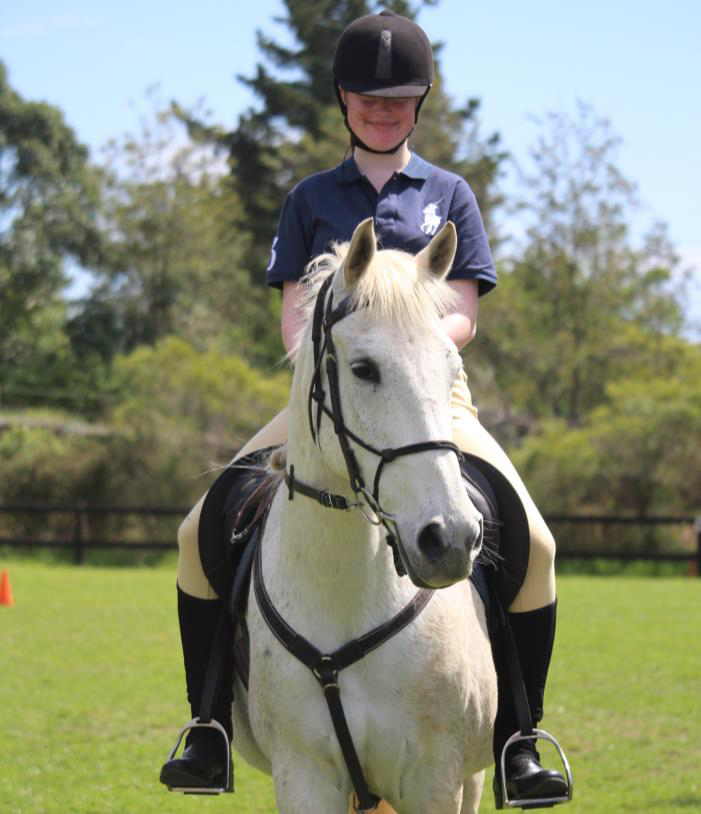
[{"xmin": 253, "ymin": 542, "xmax": 434, "ymax": 811}]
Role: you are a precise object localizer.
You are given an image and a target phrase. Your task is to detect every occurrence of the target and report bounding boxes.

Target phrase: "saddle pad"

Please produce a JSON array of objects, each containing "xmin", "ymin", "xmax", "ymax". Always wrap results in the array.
[
  {"xmin": 460, "ymin": 454, "xmax": 530, "ymax": 609},
  {"xmin": 197, "ymin": 447, "xmax": 278, "ymax": 600}
]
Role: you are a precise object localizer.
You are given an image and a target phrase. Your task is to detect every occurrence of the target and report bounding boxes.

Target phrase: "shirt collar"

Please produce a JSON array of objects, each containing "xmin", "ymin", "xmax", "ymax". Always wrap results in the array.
[
  {"xmin": 333, "ymin": 156, "xmax": 362, "ymax": 185},
  {"xmin": 333, "ymin": 153, "xmax": 430, "ymax": 185},
  {"xmin": 399, "ymin": 153, "xmax": 431, "ymax": 180}
]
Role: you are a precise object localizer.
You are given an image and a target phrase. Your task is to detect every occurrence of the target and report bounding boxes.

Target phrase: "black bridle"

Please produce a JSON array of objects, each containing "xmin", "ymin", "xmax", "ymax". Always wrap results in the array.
[{"xmin": 286, "ymin": 272, "xmax": 463, "ymax": 563}]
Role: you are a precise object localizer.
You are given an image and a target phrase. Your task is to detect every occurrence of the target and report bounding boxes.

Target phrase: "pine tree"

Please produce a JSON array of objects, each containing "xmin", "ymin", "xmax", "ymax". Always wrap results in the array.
[{"xmin": 0, "ymin": 62, "xmax": 104, "ymax": 409}]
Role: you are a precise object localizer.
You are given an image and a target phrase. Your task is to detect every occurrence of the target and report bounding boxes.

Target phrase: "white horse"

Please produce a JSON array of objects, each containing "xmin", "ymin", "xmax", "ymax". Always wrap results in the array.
[{"xmin": 232, "ymin": 218, "xmax": 497, "ymax": 814}]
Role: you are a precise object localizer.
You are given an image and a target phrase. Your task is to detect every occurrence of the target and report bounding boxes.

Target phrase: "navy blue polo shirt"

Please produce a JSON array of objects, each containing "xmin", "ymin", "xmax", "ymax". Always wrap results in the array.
[{"xmin": 265, "ymin": 153, "xmax": 497, "ymax": 296}]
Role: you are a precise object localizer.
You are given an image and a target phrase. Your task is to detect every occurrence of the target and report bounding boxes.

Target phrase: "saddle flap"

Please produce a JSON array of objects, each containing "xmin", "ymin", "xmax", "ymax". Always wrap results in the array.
[
  {"xmin": 460, "ymin": 454, "xmax": 530, "ymax": 609},
  {"xmin": 198, "ymin": 448, "xmax": 279, "ymax": 688},
  {"xmin": 198, "ymin": 447, "xmax": 278, "ymax": 599}
]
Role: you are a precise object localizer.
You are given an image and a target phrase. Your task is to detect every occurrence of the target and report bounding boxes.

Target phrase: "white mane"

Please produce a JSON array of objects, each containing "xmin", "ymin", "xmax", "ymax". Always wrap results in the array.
[{"xmin": 296, "ymin": 240, "xmax": 458, "ymax": 349}]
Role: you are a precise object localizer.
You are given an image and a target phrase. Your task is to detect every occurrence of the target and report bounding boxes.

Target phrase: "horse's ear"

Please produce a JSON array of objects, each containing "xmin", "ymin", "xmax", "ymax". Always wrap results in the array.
[
  {"xmin": 416, "ymin": 221, "xmax": 457, "ymax": 280},
  {"xmin": 342, "ymin": 217, "xmax": 376, "ymax": 287}
]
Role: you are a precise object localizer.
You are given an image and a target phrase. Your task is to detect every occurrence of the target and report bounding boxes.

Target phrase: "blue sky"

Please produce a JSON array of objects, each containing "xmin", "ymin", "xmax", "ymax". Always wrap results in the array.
[{"xmin": 2, "ymin": 1, "xmax": 699, "ymax": 318}]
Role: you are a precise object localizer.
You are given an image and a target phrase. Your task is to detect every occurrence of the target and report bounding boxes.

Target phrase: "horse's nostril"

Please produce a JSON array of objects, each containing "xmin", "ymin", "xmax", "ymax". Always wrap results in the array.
[{"xmin": 417, "ymin": 522, "xmax": 448, "ymax": 563}]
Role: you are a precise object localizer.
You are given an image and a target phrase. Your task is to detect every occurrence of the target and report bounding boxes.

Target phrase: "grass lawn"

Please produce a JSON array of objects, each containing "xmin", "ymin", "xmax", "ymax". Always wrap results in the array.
[{"xmin": 0, "ymin": 559, "xmax": 699, "ymax": 813}]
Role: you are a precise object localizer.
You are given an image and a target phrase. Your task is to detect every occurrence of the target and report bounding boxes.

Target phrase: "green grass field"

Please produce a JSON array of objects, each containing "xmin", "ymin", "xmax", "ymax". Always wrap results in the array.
[{"xmin": 0, "ymin": 560, "xmax": 699, "ymax": 813}]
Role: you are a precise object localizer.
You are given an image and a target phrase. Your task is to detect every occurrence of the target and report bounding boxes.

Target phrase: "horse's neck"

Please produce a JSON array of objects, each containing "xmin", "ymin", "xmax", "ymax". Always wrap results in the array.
[{"xmin": 264, "ymin": 425, "xmax": 414, "ymax": 648}]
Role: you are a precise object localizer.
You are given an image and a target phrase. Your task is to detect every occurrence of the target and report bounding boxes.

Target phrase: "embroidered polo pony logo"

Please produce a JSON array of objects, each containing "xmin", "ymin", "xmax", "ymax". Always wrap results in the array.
[{"xmin": 420, "ymin": 202, "xmax": 442, "ymax": 236}]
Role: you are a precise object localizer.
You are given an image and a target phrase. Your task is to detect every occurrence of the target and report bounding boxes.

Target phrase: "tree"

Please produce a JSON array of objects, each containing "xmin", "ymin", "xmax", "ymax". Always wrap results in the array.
[
  {"xmin": 512, "ymin": 346, "xmax": 701, "ymax": 519},
  {"xmin": 476, "ymin": 103, "xmax": 685, "ymax": 427},
  {"xmin": 0, "ymin": 62, "xmax": 103, "ymax": 407},
  {"xmin": 111, "ymin": 336, "xmax": 290, "ymax": 504},
  {"xmin": 0, "ymin": 336, "xmax": 291, "ymax": 511},
  {"xmin": 92, "ymin": 98, "xmax": 281, "ymax": 365}
]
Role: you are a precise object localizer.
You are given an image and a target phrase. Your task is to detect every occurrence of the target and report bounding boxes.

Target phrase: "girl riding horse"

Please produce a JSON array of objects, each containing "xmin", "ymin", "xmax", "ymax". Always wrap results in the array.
[{"xmin": 161, "ymin": 10, "xmax": 570, "ymax": 809}]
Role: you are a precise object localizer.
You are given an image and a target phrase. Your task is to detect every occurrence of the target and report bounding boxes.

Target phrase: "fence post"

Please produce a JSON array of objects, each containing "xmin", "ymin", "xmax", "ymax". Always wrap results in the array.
[{"xmin": 74, "ymin": 508, "xmax": 85, "ymax": 565}]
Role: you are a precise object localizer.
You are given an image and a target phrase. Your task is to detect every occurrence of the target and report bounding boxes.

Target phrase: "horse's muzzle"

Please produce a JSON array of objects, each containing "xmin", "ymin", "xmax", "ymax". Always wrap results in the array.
[{"xmin": 407, "ymin": 517, "xmax": 482, "ymax": 588}]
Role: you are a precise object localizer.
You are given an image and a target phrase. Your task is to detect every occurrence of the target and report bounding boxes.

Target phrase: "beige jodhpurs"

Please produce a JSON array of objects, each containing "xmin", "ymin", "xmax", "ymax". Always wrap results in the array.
[{"xmin": 177, "ymin": 370, "xmax": 556, "ymax": 612}]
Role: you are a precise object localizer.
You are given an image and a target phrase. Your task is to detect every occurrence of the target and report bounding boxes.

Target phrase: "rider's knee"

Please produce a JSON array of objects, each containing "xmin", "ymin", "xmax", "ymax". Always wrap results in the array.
[
  {"xmin": 529, "ymin": 521, "xmax": 556, "ymax": 572},
  {"xmin": 510, "ymin": 520, "xmax": 557, "ymax": 612},
  {"xmin": 177, "ymin": 508, "xmax": 199, "ymax": 556},
  {"xmin": 177, "ymin": 497, "xmax": 218, "ymax": 599}
]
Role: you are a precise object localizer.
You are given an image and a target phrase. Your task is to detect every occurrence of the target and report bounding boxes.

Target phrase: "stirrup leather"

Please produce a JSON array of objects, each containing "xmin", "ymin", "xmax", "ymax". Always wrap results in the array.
[
  {"xmin": 164, "ymin": 717, "xmax": 233, "ymax": 794},
  {"xmin": 498, "ymin": 729, "xmax": 573, "ymax": 809}
]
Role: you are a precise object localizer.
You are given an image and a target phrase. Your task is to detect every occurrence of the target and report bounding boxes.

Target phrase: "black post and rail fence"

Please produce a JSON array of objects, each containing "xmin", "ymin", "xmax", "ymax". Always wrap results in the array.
[
  {"xmin": 0, "ymin": 504, "xmax": 185, "ymax": 565},
  {"xmin": 0, "ymin": 504, "xmax": 700, "ymax": 575},
  {"xmin": 544, "ymin": 513, "xmax": 701, "ymax": 575}
]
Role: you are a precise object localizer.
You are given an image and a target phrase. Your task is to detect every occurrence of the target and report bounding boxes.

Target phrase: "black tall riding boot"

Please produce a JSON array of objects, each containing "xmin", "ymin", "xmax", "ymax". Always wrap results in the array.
[
  {"xmin": 493, "ymin": 601, "xmax": 570, "ymax": 808},
  {"xmin": 159, "ymin": 587, "xmax": 234, "ymax": 791}
]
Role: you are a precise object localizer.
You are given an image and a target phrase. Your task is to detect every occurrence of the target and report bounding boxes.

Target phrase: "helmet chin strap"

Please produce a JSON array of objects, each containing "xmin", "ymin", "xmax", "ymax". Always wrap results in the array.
[
  {"xmin": 347, "ymin": 125, "xmax": 411, "ymax": 155},
  {"xmin": 335, "ymin": 81, "xmax": 430, "ymax": 157}
]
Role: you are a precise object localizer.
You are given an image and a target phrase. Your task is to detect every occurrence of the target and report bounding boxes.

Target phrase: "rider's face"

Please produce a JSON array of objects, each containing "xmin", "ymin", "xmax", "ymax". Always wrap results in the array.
[{"xmin": 341, "ymin": 90, "xmax": 418, "ymax": 151}]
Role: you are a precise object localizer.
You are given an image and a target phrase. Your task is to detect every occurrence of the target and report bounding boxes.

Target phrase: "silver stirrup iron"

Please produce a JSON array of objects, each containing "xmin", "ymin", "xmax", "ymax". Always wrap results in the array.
[
  {"xmin": 164, "ymin": 717, "xmax": 233, "ymax": 794},
  {"xmin": 499, "ymin": 729, "xmax": 573, "ymax": 808}
]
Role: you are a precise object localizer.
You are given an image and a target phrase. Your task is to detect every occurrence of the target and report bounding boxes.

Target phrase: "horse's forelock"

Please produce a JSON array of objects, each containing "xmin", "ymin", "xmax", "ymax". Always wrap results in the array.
[
  {"xmin": 298, "ymin": 242, "xmax": 457, "ymax": 341},
  {"xmin": 351, "ymin": 249, "xmax": 457, "ymax": 329}
]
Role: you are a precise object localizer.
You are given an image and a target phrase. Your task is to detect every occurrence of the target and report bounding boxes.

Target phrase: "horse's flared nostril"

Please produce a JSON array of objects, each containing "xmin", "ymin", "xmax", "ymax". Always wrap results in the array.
[{"xmin": 417, "ymin": 521, "xmax": 449, "ymax": 563}]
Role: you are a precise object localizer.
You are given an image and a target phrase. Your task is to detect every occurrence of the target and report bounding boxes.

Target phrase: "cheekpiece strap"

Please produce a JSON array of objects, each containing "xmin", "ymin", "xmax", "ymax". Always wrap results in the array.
[{"xmin": 308, "ymin": 275, "xmax": 334, "ymax": 442}]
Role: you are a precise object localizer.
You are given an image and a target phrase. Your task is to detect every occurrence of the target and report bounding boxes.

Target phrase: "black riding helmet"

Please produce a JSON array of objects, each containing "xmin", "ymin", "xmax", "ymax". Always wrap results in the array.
[{"xmin": 332, "ymin": 10, "xmax": 434, "ymax": 154}]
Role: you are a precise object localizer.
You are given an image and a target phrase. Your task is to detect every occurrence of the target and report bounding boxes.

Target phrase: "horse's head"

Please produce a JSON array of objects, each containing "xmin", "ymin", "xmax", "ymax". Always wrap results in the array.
[{"xmin": 292, "ymin": 218, "xmax": 484, "ymax": 588}]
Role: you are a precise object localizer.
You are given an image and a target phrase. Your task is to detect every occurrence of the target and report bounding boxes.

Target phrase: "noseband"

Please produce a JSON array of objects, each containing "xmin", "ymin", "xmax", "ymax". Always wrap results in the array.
[{"xmin": 285, "ymin": 272, "xmax": 463, "ymax": 564}]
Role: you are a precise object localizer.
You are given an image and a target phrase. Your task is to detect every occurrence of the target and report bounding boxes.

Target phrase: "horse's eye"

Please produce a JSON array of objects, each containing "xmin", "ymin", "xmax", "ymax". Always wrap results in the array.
[{"xmin": 351, "ymin": 360, "xmax": 380, "ymax": 384}]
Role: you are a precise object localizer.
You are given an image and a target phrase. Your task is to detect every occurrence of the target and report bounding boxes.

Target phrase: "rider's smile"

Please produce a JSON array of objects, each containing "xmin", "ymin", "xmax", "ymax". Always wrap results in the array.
[{"xmin": 341, "ymin": 90, "xmax": 417, "ymax": 151}]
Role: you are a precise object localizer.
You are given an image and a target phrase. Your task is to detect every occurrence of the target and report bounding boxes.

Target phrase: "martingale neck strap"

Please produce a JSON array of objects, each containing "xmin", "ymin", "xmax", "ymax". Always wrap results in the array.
[{"xmin": 253, "ymin": 543, "xmax": 434, "ymax": 811}]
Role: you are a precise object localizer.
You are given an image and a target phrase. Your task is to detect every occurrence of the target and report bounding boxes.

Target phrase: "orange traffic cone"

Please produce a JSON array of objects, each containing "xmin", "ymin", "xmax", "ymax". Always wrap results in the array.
[{"xmin": 0, "ymin": 570, "xmax": 14, "ymax": 606}]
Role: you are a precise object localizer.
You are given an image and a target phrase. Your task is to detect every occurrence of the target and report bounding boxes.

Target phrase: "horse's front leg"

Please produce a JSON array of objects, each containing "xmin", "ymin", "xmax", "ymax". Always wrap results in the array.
[
  {"xmin": 460, "ymin": 770, "xmax": 486, "ymax": 814},
  {"xmin": 272, "ymin": 756, "xmax": 349, "ymax": 814}
]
